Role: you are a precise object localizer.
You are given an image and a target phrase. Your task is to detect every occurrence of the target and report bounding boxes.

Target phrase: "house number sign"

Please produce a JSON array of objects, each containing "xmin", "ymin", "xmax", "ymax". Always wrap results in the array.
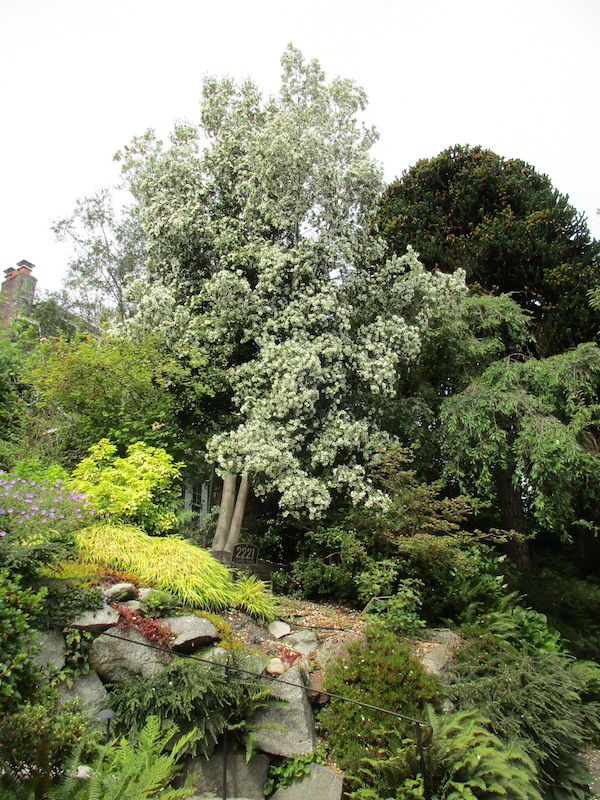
[{"xmin": 231, "ymin": 542, "xmax": 259, "ymax": 565}]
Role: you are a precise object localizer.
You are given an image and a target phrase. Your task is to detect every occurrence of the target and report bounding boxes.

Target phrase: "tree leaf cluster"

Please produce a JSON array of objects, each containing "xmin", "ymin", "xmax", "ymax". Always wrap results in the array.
[{"xmin": 376, "ymin": 144, "xmax": 600, "ymax": 353}]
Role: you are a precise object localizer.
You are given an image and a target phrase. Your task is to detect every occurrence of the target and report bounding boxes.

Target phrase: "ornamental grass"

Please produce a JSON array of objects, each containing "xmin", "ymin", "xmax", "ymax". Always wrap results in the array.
[{"xmin": 75, "ymin": 524, "xmax": 274, "ymax": 619}]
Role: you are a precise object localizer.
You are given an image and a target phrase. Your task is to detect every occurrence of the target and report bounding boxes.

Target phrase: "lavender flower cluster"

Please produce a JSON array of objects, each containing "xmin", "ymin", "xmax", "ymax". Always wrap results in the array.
[{"xmin": 0, "ymin": 473, "xmax": 99, "ymax": 539}]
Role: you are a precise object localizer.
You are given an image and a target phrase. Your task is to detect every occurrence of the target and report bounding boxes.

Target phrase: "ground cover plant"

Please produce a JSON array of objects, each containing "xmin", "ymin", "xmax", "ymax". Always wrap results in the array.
[
  {"xmin": 75, "ymin": 523, "xmax": 275, "ymax": 619},
  {"xmin": 0, "ymin": 471, "xmax": 97, "ymax": 579},
  {"xmin": 447, "ymin": 637, "xmax": 600, "ymax": 798},
  {"xmin": 319, "ymin": 626, "xmax": 441, "ymax": 776}
]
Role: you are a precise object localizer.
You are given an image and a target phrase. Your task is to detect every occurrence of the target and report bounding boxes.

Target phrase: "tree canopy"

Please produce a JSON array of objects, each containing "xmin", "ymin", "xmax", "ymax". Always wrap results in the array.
[
  {"xmin": 114, "ymin": 46, "xmax": 469, "ymax": 547},
  {"xmin": 440, "ymin": 342, "xmax": 600, "ymax": 566},
  {"xmin": 375, "ymin": 144, "xmax": 600, "ymax": 354},
  {"xmin": 52, "ymin": 188, "xmax": 146, "ymax": 324}
]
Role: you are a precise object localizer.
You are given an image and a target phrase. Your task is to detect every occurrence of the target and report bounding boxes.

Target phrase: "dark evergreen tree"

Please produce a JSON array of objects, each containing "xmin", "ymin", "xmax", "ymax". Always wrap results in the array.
[{"xmin": 376, "ymin": 145, "xmax": 600, "ymax": 354}]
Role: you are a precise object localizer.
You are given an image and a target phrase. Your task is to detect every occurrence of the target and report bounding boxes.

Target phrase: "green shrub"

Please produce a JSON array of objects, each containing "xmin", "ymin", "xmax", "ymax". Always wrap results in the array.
[
  {"xmin": 0, "ymin": 570, "xmax": 46, "ymax": 713},
  {"xmin": 70, "ymin": 439, "xmax": 185, "ymax": 534},
  {"xmin": 0, "ymin": 696, "xmax": 92, "ymax": 800},
  {"xmin": 290, "ymin": 520, "xmax": 507, "ymax": 627},
  {"xmin": 363, "ymin": 580, "xmax": 426, "ymax": 637},
  {"xmin": 471, "ymin": 596, "xmax": 564, "ymax": 653},
  {"xmin": 448, "ymin": 638, "xmax": 600, "ymax": 796},
  {"xmin": 109, "ymin": 658, "xmax": 272, "ymax": 757},
  {"xmin": 393, "ymin": 534, "xmax": 507, "ymax": 624},
  {"xmin": 291, "ymin": 524, "xmax": 370, "ymax": 602},
  {"xmin": 524, "ymin": 567, "xmax": 600, "ymax": 660},
  {"xmin": 11, "ymin": 459, "xmax": 70, "ymax": 485},
  {"xmin": 319, "ymin": 626, "xmax": 440, "ymax": 776}
]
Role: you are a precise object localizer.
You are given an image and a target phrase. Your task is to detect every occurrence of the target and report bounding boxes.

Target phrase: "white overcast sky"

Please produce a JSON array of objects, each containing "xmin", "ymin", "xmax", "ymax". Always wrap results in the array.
[{"xmin": 2, "ymin": 0, "xmax": 599, "ymax": 293}]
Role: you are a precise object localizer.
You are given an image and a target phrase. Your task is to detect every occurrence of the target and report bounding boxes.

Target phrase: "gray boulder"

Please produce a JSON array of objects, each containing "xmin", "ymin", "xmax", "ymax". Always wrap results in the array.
[
  {"xmin": 420, "ymin": 643, "xmax": 452, "ymax": 677},
  {"xmin": 250, "ymin": 666, "xmax": 317, "ymax": 757},
  {"xmin": 70, "ymin": 607, "xmax": 119, "ymax": 632},
  {"xmin": 58, "ymin": 671, "xmax": 109, "ymax": 714},
  {"xmin": 32, "ymin": 630, "xmax": 66, "ymax": 671},
  {"xmin": 162, "ymin": 615, "xmax": 219, "ymax": 653},
  {"xmin": 282, "ymin": 629, "xmax": 318, "ymax": 654},
  {"xmin": 270, "ymin": 764, "xmax": 344, "ymax": 800},
  {"xmin": 268, "ymin": 620, "xmax": 291, "ymax": 639},
  {"xmin": 419, "ymin": 629, "xmax": 464, "ymax": 681},
  {"xmin": 105, "ymin": 582, "xmax": 137, "ymax": 602},
  {"xmin": 89, "ymin": 628, "xmax": 169, "ymax": 682},
  {"xmin": 183, "ymin": 749, "xmax": 269, "ymax": 800},
  {"xmin": 116, "ymin": 600, "xmax": 143, "ymax": 612}
]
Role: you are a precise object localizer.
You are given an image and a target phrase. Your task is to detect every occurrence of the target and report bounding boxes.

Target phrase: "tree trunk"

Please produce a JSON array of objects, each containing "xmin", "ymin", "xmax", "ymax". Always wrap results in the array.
[
  {"xmin": 496, "ymin": 466, "xmax": 530, "ymax": 570},
  {"xmin": 211, "ymin": 473, "xmax": 237, "ymax": 551},
  {"xmin": 223, "ymin": 474, "xmax": 250, "ymax": 554}
]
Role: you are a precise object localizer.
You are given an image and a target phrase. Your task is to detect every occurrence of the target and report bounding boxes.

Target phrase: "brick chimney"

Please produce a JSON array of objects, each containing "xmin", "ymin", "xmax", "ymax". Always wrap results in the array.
[{"xmin": 0, "ymin": 260, "xmax": 37, "ymax": 328}]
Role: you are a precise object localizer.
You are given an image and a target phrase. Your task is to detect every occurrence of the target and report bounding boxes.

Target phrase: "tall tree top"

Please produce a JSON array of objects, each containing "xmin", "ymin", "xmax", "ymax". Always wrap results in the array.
[
  {"xmin": 376, "ymin": 144, "xmax": 600, "ymax": 354},
  {"xmin": 117, "ymin": 44, "xmax": 384, "ymax": 296}
]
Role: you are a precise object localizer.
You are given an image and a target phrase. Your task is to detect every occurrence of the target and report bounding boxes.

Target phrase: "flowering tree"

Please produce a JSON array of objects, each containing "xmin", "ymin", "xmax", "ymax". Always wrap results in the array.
[{"xmin": 119, "ymin": 46, "xmax": 467, "ymax": 551}]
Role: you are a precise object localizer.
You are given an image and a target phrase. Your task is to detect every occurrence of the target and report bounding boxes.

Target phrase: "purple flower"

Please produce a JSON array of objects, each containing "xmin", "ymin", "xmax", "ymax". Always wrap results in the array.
[{"xmin": 0, "ymin": 531, "xmax": 6, "ymax": 537}]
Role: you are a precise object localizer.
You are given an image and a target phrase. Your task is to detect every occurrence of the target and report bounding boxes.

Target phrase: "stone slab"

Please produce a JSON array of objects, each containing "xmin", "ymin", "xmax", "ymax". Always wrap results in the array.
[
  {"xmin": 268, "ymin": 621, "xmax": 291, "ymax": 638},
  {"xmin": 184, "ymin": 749, "xmax": 269, "ymax": 800},
  {"xmin": 270, "ymin": 764, "xmax": 343, "ymax": 800},
  {"xmin": 162, "ymin": 615, "xmax": 219, "ymax": 653},
  {"xmin": 70, "ymin": 607, "xmax": 119, "ymax": 632},
  {"xmin": 32, "ymin": 630, "xmax": 66, "ymax": 671},
  {"xmin": 250, "ymin": 666, "xmax": 317, "ymax": 757}
]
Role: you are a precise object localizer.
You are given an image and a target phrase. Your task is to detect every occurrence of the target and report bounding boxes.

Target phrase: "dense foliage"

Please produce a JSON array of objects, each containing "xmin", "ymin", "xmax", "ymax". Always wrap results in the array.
[
  {"xmin": 319, "ymin": 626, "xmax": 441, "ymax": 774},
  {"xmin": 376, "ymin": 144, "xmax": 600, "ymax": 353},
  {"xmin": 70, "ymin": 439, "xmax": 184, "ymax": 533},
  {"xmin": 0, "ymin": 571, "xmax": 46, "ymax": 713},
  {"xmin": 449, "ymin": 638, "xmax": 600, "ymax": 796},
  {"xmin": 2, "ymin": 45, "xmax": 600, "ymax": 800},
  {"xmin": 109, "ymin": 659, "xmax": 271, "ymax": 757}
]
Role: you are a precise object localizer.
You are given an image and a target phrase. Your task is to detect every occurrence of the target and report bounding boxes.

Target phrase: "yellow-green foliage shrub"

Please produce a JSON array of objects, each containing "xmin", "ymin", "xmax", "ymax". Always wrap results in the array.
[
  {"xmin": 70, "ymin": 439, "xmax": 184, "ymax": 533},
  {"xmin": 76, "ymin": 524, "xmax": 274, "ymax": 620}
]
